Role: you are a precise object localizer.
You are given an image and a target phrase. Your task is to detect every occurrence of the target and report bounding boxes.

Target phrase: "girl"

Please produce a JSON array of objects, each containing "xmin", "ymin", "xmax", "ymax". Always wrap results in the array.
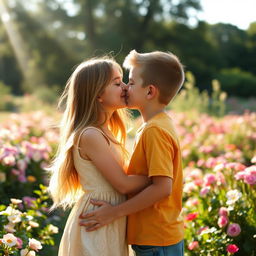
[{"xmin": 48, "ymin": 57, "xmax": 149, "ymax": 256}]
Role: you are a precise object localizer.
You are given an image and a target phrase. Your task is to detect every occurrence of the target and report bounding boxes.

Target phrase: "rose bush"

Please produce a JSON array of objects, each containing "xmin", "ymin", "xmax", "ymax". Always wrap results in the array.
[
  {"xmin": 0, "ymin": 185, "xmax": 59, "ymax": 256},
  {"xmin": 1, "ymin": 110, "xmax": 255, "ymax": 255},
  {"xmin": 183, "ymin": 158, "xmax": 256, "ymax": 255},
  {"xmin": 0, "ymin": 112, "xmax": 59, "ymax": 204}
]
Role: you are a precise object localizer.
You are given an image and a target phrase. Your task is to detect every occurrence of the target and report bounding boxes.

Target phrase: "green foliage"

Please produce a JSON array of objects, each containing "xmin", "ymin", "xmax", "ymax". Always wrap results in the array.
[
  {"xmin": 2, "ymin": 0, "xmax": 256, "ymax": 98},
  {"xmin": 217, "ymin": 68, "xmax": 256, "ymax": 97},
  {"xmin": 0, "ymin": 82, "xmax": 17, "ymax": 111},
  {"xmin": 34, "ymin": 86, "xmax": 61, "ymax": 105},
  {"xmin": 0, "ymin": 81, "xmax": 10, "ymax": 95},
  {"xmin": 170, "ymin": 72, "xmax": 227, "ymax": 117}
]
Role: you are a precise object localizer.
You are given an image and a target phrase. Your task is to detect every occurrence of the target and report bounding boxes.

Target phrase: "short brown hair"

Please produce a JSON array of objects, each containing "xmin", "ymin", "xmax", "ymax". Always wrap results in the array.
[{"xmin": 123, "ymin": 50, "xmax": 184, "ymax": 104}]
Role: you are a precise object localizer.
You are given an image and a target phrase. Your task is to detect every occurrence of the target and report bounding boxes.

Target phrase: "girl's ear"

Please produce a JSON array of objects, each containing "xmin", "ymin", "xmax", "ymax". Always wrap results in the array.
[
  {"xmin": 146, "ymin": 85, "xmax": 157, "ymax": 100},
  {"xmin": 97, "ymin": 96, "xmax": 103, "ymax": 103}
]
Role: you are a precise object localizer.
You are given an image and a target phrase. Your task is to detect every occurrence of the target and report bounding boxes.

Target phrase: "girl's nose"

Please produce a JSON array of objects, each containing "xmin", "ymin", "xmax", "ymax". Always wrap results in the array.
[{"xmin": 121, "ymin": 83, "xmax": 128, "ymax": 90}]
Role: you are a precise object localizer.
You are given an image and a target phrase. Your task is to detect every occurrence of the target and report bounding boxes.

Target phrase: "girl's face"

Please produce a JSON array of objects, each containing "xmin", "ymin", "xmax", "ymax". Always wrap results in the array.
[{"xmin": 98, "ymin": 65, "xmax": 127, "ymax": 111}]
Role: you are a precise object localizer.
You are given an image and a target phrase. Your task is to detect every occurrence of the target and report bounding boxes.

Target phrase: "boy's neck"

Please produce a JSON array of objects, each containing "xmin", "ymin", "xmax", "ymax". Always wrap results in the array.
[{"xmin": 140, "ymin": 105, "xmax": 165, "ymax": 123}]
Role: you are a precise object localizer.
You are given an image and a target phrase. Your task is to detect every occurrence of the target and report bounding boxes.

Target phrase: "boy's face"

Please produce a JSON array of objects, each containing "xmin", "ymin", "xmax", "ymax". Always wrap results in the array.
[{"xmin": 126, "ymin": 66, "xmax": 148, "ymax": 109}]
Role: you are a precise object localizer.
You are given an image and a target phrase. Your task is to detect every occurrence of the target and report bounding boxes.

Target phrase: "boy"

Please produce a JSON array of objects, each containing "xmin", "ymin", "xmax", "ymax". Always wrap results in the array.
[{"xmin": 80, "ymin": 50, "xmax": 185, "ymax": 255}]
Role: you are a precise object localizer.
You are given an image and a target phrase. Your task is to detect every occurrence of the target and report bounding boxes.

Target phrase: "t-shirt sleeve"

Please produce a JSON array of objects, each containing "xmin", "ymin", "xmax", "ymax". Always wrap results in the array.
[{"xmin": 142, "ymin": 126, "xmax": 175, "ymax": 178}]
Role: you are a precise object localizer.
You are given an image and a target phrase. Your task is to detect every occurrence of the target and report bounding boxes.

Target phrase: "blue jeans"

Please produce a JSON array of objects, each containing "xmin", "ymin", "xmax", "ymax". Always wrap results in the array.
[{"xmin": 132, "ymin": 240, "xmax": 184, "ymax": 256}]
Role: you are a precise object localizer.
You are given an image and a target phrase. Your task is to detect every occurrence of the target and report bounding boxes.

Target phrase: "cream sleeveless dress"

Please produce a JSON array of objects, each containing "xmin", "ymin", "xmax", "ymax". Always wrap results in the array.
[{"xmin": 58, "ymin": 127, "xmax": 129, "ymax": 256}]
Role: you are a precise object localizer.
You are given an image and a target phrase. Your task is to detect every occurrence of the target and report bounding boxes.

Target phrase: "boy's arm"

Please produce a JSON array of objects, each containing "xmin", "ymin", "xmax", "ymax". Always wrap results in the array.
[{"xmin": 80, "ymin": 176, "xmax": 172, "ymax": 231}]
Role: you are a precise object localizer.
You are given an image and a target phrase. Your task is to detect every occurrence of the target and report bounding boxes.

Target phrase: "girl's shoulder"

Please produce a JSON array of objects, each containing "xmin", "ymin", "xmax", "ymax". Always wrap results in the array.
[{"xmin": 77, "ymin": 127, "xmax": 110, "ymax": 149}]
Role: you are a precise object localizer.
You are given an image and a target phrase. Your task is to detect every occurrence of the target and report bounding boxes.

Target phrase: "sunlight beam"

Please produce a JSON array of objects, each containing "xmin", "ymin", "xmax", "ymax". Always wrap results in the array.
[{"xmin": 0, "ymin": 0, "xmax": 36, "ymax": 90}]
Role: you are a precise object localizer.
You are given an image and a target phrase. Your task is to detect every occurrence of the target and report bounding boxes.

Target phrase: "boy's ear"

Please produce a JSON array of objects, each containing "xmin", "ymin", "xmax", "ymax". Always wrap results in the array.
[{"xmin": 146, "ymin": 85, "xmax": 158, "ymax": 100}]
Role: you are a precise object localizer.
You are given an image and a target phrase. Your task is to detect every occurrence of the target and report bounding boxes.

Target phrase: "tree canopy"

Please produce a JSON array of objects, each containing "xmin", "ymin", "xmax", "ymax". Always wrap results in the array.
[{"xmin": 0, "ymin": 0, "xmax": 256, "ymax": 97}]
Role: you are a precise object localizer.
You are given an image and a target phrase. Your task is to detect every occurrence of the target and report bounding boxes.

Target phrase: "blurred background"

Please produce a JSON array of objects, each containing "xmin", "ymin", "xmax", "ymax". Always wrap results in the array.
[{"xmin": 0, "ymin": 0, "xmax": 256, "ymax": 114}]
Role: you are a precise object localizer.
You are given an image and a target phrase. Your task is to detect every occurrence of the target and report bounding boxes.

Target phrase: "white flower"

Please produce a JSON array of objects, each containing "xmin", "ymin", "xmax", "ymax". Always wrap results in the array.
[
  {"xmin": 7, "ymin": 210, "xmax": 22, "ymax": 223},
  {"xmin": 0, "ymin": 206, "xmax": 13, "ymax": 215},
  {"xmin": 4, "ymin": 222, "xmax": 16, "ymax": 233},
  {"xmin": 20, "ymin": 249, "xmax": 36, "ymax": 256},
  {"xmin": 213, "ymin": 163, "xmax": 225, "ymax": 172},
  {"xmin": 29, "ymin": 238, "xmax": 42, "ymax": 251},
  {"xmin": 48, "ymin": 224, "xmax": 59, "ymax": 234},
  {"xmin": 2, "ymin": 233, "xmax": 17, "ymax": 247},
  {"xmin": 29, "ymin": 221, "xmax": 39, "ymax": 228},
  {"xmin": 32, "ymin": 151, "xmax": 42, "ymax": 162},
  {"xmin": 10, "ymin": 198, "xmax": 22, "ymax": 204},
  {"xmin": 184, "ymin": 182, "xmax": 198, "ymax": 193},
  {"xmin": 226, "ymin": 189, "xmax": 242, "ymax": 205},
  {"xmin": 200, "ymin": 227, "xmax": 217, "ymax": 235},
  {"xmin": 26, "ymin": 215, "xmax": 34, "ymax": 221}
]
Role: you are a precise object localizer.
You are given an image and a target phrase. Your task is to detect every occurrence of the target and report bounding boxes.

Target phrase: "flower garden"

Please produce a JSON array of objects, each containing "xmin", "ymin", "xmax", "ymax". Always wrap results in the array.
[{"xmin": 0, "ymin": 111, "xmax": 255, "ymax": 255}]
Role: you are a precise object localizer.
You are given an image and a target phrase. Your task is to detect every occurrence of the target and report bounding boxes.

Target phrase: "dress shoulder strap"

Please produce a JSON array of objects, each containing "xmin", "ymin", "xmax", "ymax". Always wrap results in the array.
[{"xmin": 75, "ymin": 126, "xmax": 110, "ymax": 149}]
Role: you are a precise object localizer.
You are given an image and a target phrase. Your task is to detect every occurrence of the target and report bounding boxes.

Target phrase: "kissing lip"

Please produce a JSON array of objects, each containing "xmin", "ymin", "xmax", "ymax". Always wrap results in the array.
[
  {"xmin": 121, "ymin": 89, "xmax": 129, "ymax": 105},
  {"xmin": 121, "ymin": 95, "xmax": 129, "ymax": 106}
]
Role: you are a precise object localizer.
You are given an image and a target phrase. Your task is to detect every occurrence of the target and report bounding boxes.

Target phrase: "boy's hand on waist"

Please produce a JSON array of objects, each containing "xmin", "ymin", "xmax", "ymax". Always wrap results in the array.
[{"xmin": 79, "ymin": 199, "xmax": 117, "ymax": 232}]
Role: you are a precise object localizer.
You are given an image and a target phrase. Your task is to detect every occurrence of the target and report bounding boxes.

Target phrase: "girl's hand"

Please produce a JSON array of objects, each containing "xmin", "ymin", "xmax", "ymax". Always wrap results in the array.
[{"xmin": 79, "ymin": 199, "xmax": 117, "ymax": 231}]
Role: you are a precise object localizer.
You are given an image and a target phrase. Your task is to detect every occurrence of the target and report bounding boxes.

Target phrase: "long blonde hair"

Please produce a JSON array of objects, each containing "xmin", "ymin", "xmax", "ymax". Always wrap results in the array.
[{"xmin": 48, "ymin": 57, "xmax": 128, "ymax": 210}]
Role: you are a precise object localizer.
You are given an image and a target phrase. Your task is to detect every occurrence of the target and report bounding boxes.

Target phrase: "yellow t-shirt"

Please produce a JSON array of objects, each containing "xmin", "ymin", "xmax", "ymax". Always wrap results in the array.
[{"xmin": 127, "ymin": 112, "xmax": 184, "ymax": 246}]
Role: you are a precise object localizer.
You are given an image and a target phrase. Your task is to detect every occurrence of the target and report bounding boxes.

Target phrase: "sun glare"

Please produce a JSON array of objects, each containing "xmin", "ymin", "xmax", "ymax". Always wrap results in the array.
[{"xmin": 0, "ymin": 0, "xmax": 35, "ymax": 89}]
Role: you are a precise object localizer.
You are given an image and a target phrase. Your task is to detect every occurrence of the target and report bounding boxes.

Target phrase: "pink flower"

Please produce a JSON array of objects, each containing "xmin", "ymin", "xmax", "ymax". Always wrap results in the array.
[
  {"xmin": 197, "ymin": 159, "xmax": 205, "ymax": 167},
  {"xmin": 200, "ymin": 186, "xmax": 210, "ymax": 197},
  {"xmin": 28, "ymin": 238, "xmax": 42, "ymax": 251},
  {"xmin": 16, "ymin": 237, "xmax": 23, "ymax": 249},
  {"xmin": 194, "ymin": 179, "xmax": 203, "ymax": 186},
  {"xmin": 245, "ymin": 165, "xmax": 256, "ymax": 175},
  {"xmin": 17, "ymin": 159, "xmax": 27, "ymax": 171},
  {"xmin": 216, "ymin": 171, "xmax": 226, "ymax": 185},
  {"xmin": 227, "ymin": 223, "xmax": 241, "ymax": 237},
  {"xmin": 244, "ymin": 172, "xmax": 256, "ymax": 185},
  {"xmin": 18, "ymin": 175, "xmax": 27, "ymax": 183},
  {"xmin": 219, "ymin": 207, "xmax": 228, "ymax": 217},
  {"xmin": 2, "ymin": 155, "xmax": 16, "ymax": 166},
  {"xmin": 204, "ymin": 173, "xmax": 216, "ymax": 186},
  {"xmin": 226, "ymin": 162, "xmax": 246, "ymax": 171},
  {"xmin": 11, "ymin": 169, "xmax": 20, "ymax": 176},
  {"xmin": 23, "ymin": 196, "xmax": 36, "ymax": 207},
  {"xmin": 188, "ymin": 241, "xmax": 199, "ymax": 250},
  {"xmin": 186, "ymin": 198, "xmax": 199, "ymax": 207},
  {"xmin": 197, "ymin": 226, "xmax": 209, "ymax": 235},
  {"xmin": 218, "ymin": 216, "xmax": 229, "ymax": 228},
  {"xmin": 205, "ymin": 157, "xmax": 217, "ymax": 168},
  {"xmin": 226, "ymin": 244, "xmax": 239, "ymax": 253},
  {"xmin": 185, "ymin": 212, "xmax": 198, "ymax": 221},
  {"xmin": 235, "ymin": 171, "xmax": 245, "ymax": 180}
]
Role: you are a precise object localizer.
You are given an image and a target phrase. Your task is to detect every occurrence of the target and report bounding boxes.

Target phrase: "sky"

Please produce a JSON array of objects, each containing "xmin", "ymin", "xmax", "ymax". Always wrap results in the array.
[{"xmin": 197, "ymin": 0, "xmax": 256, "ymax": 30}]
